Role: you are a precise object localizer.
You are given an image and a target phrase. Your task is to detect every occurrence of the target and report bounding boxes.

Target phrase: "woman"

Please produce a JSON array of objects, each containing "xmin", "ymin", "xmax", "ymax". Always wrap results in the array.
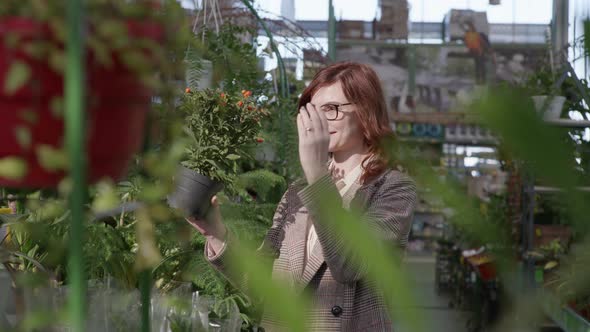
[{"xmin": 187, "ymin": 62, "xmax": 417, "ymax": 331}]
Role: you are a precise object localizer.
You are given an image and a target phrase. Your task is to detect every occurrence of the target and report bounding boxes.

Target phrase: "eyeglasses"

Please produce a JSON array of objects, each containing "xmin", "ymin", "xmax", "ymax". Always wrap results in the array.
[{"xmin": 319, "ymin": 103, "xmax": 353, "ymax": 121}]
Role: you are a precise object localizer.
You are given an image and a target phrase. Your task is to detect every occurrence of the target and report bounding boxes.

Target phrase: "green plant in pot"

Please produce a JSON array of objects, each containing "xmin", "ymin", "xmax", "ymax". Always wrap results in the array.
[
  {"xmin": 168, "ymin": 88, "xmax": 268, "ymax": 219},
  {"xmin": 523, "ymin": 68, "xmax": 566, "ymax": 120}
]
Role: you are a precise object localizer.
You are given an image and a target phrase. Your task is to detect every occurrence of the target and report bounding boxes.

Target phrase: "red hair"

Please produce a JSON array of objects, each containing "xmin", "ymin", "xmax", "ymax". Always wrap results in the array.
[{"xmin": 298, "ymin": 62, "xmax": 396, "ymax": 184}]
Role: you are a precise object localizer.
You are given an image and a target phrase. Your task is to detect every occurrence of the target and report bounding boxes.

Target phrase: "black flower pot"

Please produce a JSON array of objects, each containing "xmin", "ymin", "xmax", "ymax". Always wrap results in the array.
[{"xmin": 167, "ymin": 166, "xmax": 224, "ymax": 219}]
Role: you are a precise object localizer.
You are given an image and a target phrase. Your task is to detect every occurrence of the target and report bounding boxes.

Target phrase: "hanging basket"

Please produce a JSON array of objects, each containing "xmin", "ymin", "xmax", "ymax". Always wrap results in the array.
[{"xmin": 0, "ymin": 17, "xmax": 163, "ymax": 188}]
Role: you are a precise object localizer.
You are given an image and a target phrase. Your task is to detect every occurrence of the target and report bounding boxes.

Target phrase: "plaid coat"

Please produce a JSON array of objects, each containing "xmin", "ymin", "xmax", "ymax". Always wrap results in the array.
[{"xmin": 206, "ymin": 168, "xmax": 417, "ymax": 331}]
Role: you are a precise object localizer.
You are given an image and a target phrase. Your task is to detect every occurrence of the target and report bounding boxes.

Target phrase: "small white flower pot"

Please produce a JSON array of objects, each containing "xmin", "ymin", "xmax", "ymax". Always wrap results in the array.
[{"xmin": 531, "ymin": 95, "xmax": 566, "ymax": 120}]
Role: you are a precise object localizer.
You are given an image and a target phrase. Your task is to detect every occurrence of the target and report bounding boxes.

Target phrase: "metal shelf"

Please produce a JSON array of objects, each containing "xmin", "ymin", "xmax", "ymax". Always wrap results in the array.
[
  {"xmin": 542, "ymin": 289, "xmax": 590, "ymax": 332},
  {"xmin": 544, "ymin": 119, "xmax": 590, "ymax": 128},
  {"xmin": 390, "ymin": 112, "xmax": 478, "ymax": 125},
  {"xmin": 396, "ymin": 136, "xmax": 443, "ymax": 144},
  {"xmin": 396, "ymin": 136, "xmax": 499, "ymax": 147},
  {"xmin": 391, "ymin": 115, "xmax": 590, "ymax": 128},
  {"xmin": 533, "ymin": 186, "xmax": 590, "ymax": 193},
  {"xmin": 334, "ymin": 39, "xmax": 547, "ymax": 50}
]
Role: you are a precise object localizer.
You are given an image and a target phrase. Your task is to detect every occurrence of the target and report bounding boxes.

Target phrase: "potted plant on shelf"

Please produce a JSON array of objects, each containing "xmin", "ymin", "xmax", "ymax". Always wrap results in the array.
[
  {"xmin": 167, "ymin": 88, "xmax": 269, "ymax": 219},
  {"xmin": 0, "ymin": 0, "xmax": 187, "ymax": 188},
  {"xmin": 523, "ymin": 68, "xmax": 566, "ymax": 120}
]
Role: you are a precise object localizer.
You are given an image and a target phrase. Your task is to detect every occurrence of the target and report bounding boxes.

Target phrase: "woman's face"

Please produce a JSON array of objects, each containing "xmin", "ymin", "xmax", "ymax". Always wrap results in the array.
[{"xmin": 309, "ymin": 81, "xmax": 365, "ymax": 153}]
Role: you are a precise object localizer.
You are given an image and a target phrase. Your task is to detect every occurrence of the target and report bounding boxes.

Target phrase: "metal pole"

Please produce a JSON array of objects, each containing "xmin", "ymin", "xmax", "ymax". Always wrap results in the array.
[
  {"xmin": 551, "ymin": 0, "xmax": 569, "ymax": 64},
  {"xmin": 65, "ymin": 0, "xmax": 87, "ymax": 330},
  {"xmin": 328, "ymin": 0, "xmax": 336, "ymax": 62},
  {"xmin": 408, "ymin": 45, "xmax": 416, "ymax": 97},
  {"xmin": 522, "ymin": 175, "xmax": 536, "ymax": 290},
  {"xmin": 140, "ymin": 270, "xmax": 151, "ymax": 332}
]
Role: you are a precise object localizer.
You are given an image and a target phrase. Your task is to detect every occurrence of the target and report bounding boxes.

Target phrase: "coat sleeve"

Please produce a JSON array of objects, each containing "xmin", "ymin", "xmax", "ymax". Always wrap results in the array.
[
  {"xmin": 204, "ymin": 189, "xmax": 291, "ymax": 292},
  {"xmin": 297, "ymin": 171, "xmax": 417, "ymax": 283}
]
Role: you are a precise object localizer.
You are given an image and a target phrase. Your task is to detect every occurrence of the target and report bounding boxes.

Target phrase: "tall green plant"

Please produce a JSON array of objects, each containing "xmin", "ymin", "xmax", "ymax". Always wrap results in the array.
[{"xmin": 179, "ymin": 89, "xmax": 269, "ymax": 191}]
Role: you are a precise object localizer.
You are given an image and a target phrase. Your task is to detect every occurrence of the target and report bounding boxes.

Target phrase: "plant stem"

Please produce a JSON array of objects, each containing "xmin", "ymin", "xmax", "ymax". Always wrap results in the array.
[{"xmin": 65, "ymin": 0, "xmax": 87, "ymax": 331}]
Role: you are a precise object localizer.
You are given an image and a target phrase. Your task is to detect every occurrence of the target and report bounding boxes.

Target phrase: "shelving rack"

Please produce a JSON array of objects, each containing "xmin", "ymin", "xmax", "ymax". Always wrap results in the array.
[{"xmin": 521, "ymin": 118, "xmax": 590, "ymax": 331}]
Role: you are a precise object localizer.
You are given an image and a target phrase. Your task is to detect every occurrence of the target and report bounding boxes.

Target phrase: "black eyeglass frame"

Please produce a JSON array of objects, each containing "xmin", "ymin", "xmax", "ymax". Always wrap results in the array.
[{"xmin": 319, "ymin": 102, "xmax": 354, "ymax": 121}]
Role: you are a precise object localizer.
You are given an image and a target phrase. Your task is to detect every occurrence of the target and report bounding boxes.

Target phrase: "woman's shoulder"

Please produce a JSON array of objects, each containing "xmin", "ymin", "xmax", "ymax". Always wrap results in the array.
[{"xmin": 367, "ymin": 166, "xmax": 416, "ymax": 194}]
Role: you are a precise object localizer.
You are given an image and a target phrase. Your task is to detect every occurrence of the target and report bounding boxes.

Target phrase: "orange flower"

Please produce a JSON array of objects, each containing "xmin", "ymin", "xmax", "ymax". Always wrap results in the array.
[
  {"xmin": 185, "ymin": 87, "xmax": 191, "ymax": 93},
  {"xmin": 241, "ymin": 90, "xmax": 252, "ymax": 98},
  {"xmin": 220, "ymin": 92, "xmax": 226, "ymax": 99},
  {"xmin": 237, "ymin": 101, "xmax": 244, "ymax": 107}
]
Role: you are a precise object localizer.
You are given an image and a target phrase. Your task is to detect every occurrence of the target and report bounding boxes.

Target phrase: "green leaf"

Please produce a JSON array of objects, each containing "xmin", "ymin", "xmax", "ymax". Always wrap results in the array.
[
  {"xmin": 15, "ymin": 126, "xmax": 32, "ymax": 149},
  {"xmin": 48, "ymin": 49, "xmax": 65, "ymax": 73},
  {"xmin": 48, "ymin": 18, "xmax": 66, "ymax": 42},
  {"xmin": 120, "ymin": 50, "xmax": 150, "ymax": 73},
  {"xmin": 49, "ymin": 97, "xmax": 64, "ymax": 118},
  {"xmin": 0, "ymin": 157, "xmax": 27, "ymax": 180},
  {"xmin": 135, "ymin": 208, "xmax": 163, "ymax": 270},
  {"xmin": 97, "ymin": 20, "xmax": 127, "ymax": 40},
  {"xmin": 91, "ymin": 181, "xmax": 120, "ymax": 213},
  {"xmin": 22, "ymin": 40, "xmax": 49, "ymax": 60},
  {"xmin": 226, "ymin": 154, "xmax": 240, "ymax": 160},
  {"xmin": 4, "ymin": 61, "xmax": 31, "ymax": 95},
  {"xmin": 88, "ymin": 36, "xmax": 113, "ymax": 68},
  {"xmin": 4, "ymin": 32, "xmax": 20, "ymax": 49},
  {"xmin": 36, "ymin": 144, "xmax": 68, "ymax": 172},
  {"xmin": 19, "ymin": 109, "xmax": 39, "ymax": 123}
]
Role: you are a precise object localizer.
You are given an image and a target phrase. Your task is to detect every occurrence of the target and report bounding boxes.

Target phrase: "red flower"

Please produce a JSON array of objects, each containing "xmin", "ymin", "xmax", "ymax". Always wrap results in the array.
[
  {"xmin": 247, "ymin": 105, "xmax": 254, "ymax": 111},
  {"xmin": 241, "ymin": 90, "xmax": 252, "ymax": 98},
  {"xmin": 185, "ymin": 87, "xmax": 191, "ymax": 93},
  {"xmin": 256, "ymin": 137, "xmax": 264, "ymax": 143},
  {"xmin": 237, "ymin": 101, "xmax": 244, "ymax": 107},
  {"xmin": 220, "ymin": 92, "xmax": 226, "ymax": 99}
]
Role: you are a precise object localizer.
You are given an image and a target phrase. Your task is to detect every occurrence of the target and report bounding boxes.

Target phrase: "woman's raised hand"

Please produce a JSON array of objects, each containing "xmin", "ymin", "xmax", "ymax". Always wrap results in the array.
[{"xmin": 297, "ymin": 103, "xmax": 330, "ymax": 185}]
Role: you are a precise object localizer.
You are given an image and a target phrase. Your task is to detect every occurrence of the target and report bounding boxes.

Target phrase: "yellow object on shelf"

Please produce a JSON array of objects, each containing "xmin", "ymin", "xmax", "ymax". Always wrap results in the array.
[{"xmin": 0, "ymin": 207, "xmax": 13, "ymax": 246}]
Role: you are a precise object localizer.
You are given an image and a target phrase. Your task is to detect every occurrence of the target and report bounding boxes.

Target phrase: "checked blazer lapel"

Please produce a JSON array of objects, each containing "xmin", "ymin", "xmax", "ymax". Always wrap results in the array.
[
  {"xmin": 298, "ymin": 179, "xmax": 363, "ymax": 288},
  {"xmin": 284, "ymin": 206, "xmax": 308, "ymax": 286},
  {"xmin": 299, "ymin": 218, "xmax": 324, "ymax": 288}
]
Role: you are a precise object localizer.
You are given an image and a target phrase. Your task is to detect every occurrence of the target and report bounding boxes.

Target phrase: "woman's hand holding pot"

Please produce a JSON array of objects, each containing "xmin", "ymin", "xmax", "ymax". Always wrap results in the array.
[{"xmin": 185, "ymin": 195, "xmax": 227, "ymax": 253}]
